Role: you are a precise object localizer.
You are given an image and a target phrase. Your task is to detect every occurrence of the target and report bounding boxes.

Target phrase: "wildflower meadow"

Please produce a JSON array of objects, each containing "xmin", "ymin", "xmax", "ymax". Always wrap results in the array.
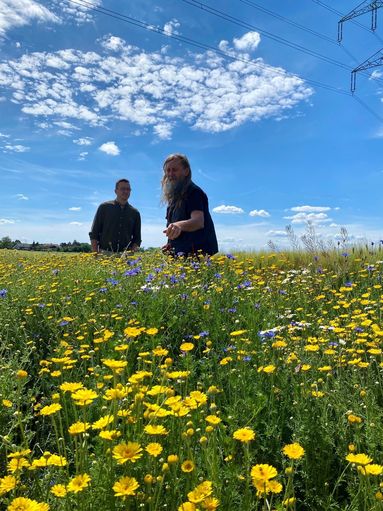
[{"xmin": 1, "ymin": 247, "xmax": 383, "ymax": 510}]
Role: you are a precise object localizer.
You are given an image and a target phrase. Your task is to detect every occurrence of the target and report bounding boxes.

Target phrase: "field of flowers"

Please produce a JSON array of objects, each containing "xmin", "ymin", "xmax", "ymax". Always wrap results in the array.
[{"xmin": 1, "ymin": 248, "xmax": 383, "ymax": 510}]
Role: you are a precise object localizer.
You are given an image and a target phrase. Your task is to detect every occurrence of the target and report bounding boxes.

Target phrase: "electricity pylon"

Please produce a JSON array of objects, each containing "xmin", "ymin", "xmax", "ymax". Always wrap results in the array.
[
  {"xmin": 351, "ymin": 48, "xmax": 383, "ymax": 91},
  {"xmin": 338, "ymin": 0, "xmax": 383, "ymax": 42}
]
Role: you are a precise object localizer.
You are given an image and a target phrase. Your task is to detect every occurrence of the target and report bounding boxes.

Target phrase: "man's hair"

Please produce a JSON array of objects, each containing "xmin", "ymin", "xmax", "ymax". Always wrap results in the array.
[
  {"xmin": 115, "ymin": 178, "xmax": 130, "ymax": 189},
  {"xmin": 161, "ymin": 154, "xmax": 192, "ymax": 205}
]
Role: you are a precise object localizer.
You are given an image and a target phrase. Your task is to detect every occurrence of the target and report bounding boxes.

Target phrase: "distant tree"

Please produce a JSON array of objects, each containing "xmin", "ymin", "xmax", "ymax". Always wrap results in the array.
[{"xmin": 0, "ymin": 236, "xmax": 14, "ymax": 249}]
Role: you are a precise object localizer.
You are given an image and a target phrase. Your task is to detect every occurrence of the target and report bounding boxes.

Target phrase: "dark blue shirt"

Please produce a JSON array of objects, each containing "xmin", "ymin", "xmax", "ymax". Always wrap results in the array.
[{"xmin": 166, "ymin": 182, "xmax": 218, "ymax": 256}]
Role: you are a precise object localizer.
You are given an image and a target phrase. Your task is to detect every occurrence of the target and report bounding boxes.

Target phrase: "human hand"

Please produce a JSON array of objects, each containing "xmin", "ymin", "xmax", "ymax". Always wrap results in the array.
[{"xmin": 163, "ymin": 223, "xmax": 182, "ymax": 240}]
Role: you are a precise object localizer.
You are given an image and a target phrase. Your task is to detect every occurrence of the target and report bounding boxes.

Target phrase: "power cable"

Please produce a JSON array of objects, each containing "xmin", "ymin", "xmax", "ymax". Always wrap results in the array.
[
  {"xmin": 66, "ymin": 0, "xmax": 351, "ymax": 96},
  {"xmin": 179, "ymin": 0, "xmax": 383, "ymax": 85},
  {"xmin": 65, "ymin": 0, "xmax": 383, "ymax": 122}
]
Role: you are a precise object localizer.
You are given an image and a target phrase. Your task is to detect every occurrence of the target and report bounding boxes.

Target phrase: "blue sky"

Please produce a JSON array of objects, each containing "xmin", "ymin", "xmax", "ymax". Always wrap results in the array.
[{"xmin": 0, "ymin": 0, "xmax": 382, "ymax": 251}]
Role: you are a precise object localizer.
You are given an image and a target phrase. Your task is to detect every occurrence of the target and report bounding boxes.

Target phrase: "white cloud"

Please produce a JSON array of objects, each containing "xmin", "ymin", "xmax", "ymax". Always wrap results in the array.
[
  {"xmin": 69, "ymin": 206, "xmax": 81, "ymax": 211},
  {"xmin": 267, "ymin": 230, "xmax": 288, "ymax": 237},
  {"xmin": 73, "ymin": 137, "xmax": 93, "ymax": 145},
  {"xmin": 0, "ymin": 0, "xmax": 58, "ymax": 37},
  {"xmin": 285, "ymin": 212, "xmax": 332, "ymax": 224},
  {"xmin": 163, "ymin": 19, "xmax": 180, "ymax": 36},
  {"xmin": 213, "ymin": 205, "xmax": 244, "ymax": 214},
  {"xmin": 101, "ymin": 35, "xmax": 126, "ymax": 52},
  {"xmin": 3, "ymin": 144, "xmax": 30, "ymax": 152},
  {"xmin": 69, "ymin": 221, "xmax": 83, "ymax": 225},
  {"xmin": 369, "ymin": 70, "xmax": 383, "ymax": 80},
  {"xmin": 249, "ymin": 209, "xmax": 270, "ymax": 217},
  {"xmin": 0, "ymin": 218, "xmax": 15, "ymax": 224},
  {"xmin": 233, "ymin": 32, "xmax": 261, "ymax": 52},
  {"xmin": 0, "ymin": 34, "xmax": 313, "ymax": 138},
  {"xmin": 78, "ymin": 151, "xmax": 88, "ymax": 160},
  {"xmin": 290, "ymin": 205, "xmax": 331, "ymax": 212},
  {"xmin": 16, "ymin": 193, "xmax": 29, "ymax": 200},
  {"xmin": 99, "ymin": 141, "xmax": 120, "ymax": 156},
  {"xmin": 58, "ymin": 0, "xmax": 102, "ymax": 24}
]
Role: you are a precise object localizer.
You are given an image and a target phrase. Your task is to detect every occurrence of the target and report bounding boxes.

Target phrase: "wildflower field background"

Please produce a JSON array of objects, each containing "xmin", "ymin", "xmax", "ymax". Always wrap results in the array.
[{"xmin": 1, "ymin": 248, "xmax": 383, "ymax": 510}]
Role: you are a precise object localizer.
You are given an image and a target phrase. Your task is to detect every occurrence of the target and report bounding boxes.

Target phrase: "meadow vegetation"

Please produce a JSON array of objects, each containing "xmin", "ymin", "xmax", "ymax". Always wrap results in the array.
[{"xmin": 1, "ymin": 245, "xmax": 383, "ymax": 510}]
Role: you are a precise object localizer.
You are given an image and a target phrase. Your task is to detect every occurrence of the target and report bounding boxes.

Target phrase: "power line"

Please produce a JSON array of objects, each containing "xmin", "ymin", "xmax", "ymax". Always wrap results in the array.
[
  {"xmin": 66, "ymin": 0, "xmax": 351, "ymax": 96},
  {"xmin": 311, "ymin": 0, "xmax": 383, "ymax": 44},
  {"xmin": 238, "ymin": 0, "xmax": 336, "ymax": 45},
  {"xmin": 179, "ymin": 0, "xmax": 383, "ymax": 85},
  {"xmin": 65, "ymin": 0, "xmax": 383, "ymax": 122}
]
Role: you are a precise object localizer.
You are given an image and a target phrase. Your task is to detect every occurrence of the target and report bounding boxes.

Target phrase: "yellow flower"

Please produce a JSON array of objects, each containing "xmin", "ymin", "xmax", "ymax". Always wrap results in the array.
[
  {"xmin": 68, "ymin": 421, "xmax": 90, "ymax": 435},
  {"xmin": 2, "ymin": 399, "xmax": 12, "ymax": 407},
  {"xmin": 51, "ymin": 484, "xmax": 67, "ymax": 497},
  {"xmin": 358, "ymin": 464, "xmax": 383, "ymax": 476},
  {"xmin": 102, "ymin": 359, "xmax": 128, "ymax": 373},
  {"xmin": 0, "ymin": 475, "xmax": 17, "ymax": 496},
  {"xmin": 345, "ymin": 453, "xmax": 373, "ymax": 465},
  {"xmin": 233, "ymin": 427, "xmax": 256, "ymax": 443},
  {"xmin": 283, "ymin": 497, "xmax": 296, "ymax": 507},
  {"xmin": 347, "ymin": 414, "xmax": 362, "ymax": 424},
  {"xmin": 180, "ymin": 342, "xmax": 194, "ymax": 352},
  {"xmin": 230, "ymin": 329, "xmax": 247, "ymax": 336},
  {"xmin": 59, "ymin": 382, "xmax": 84, "ymax": 393},
  {"xmin": 251, "ymin": 464, "xmax": 278, "ymax": 482},
  {"xmin": 178, "ymin": 503, "xmax": 196, "ymax": 511},
  {"xmin": 282, "ymin": 443, "xmax": 305, "ymax": 460},
  {"xmin": 202, "ymin": 497, "xmax": 220, "ymax": 510},
  {"xmin": 167, "ymin": 454, "xmax": 179, "ymax": 464},
  {"xmin": 71, "ymin": 388, "xmax": 98, "ymax": 406},
  {"xmin": 181, "ymin": 460, "xmax": 195, "ymax": 473},
  {"xmin": 16, "ymin": 370, "xmax": 28, "ymax": 379},
  {"xmin": 92, "ymin": 415, "xmax": 114, "ymax": 430},
  {"xmin": 253, "ymin": 478, "xmax": 283, "ymax": 496},
  {"xmin": 113, "ymin": 442, "xmax": 143, "ymax": 464},
  {"xmin": 7, "ymin": 458, "xmax": 30, "ymax": 473},
  {"xmin": 145, "ymin": 443, "xmax": 163, "ymax": 457},
  {"xmin": 146, "ymin": 328, "xmax": 159, "ymax": 335},
  {"xmin": 40, "ymin": 403, "xmax": 62, "ymax": 416},
  {"xmin": 99, "ymin": 430, "xmax": 121, "ymax": 441},
  {"xmin": 205, "ymin": 415, "xmax": 221, "ymax": 425},
  {"xmin": 113, "ymin": 476, "xmax": 139, "ymax": 497},
  {"xmin": 7, "ymin": 497, "xmax": 49, "ymax": 510},
  {"xmin": 262, "ymin": 365, "xmax": 276, "ymax": 374},
  {"xmin": 67, "ymin": 473, "xmax": 91, "ymax": 493},
  {"xmin": 144, "ymin": 424, "xmax": 169, "ymax": 435},
  {"xmin": 188, "ymin": 480, "xmax": 213, "ymax": 503},
  {"xmin": 152, "ymin": 347, "xmax": 169, "ymax": 356}
]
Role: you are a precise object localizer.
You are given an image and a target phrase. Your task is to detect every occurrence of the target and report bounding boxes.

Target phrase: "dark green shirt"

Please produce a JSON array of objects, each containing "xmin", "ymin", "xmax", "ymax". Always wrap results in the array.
[{"xmin": 89, "ymin": 200, "xmax": 141, "ymax": 252}]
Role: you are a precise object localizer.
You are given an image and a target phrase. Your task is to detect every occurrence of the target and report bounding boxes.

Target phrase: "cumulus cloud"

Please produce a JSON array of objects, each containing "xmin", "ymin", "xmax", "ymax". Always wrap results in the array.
[
  {"xmin": 58, "ymin": 0, "xmax": 102, "ymax": 24},
  {"xmin": 16, "ymin": 193, "xmax": 29, "ymax": 200},
  {"xmin": 69, "ymin": 206, "xmax": 81, "ymax": 211},
  {"xmin": 78, "ymin": 151, "xmax": 88, "ymax": 160},
  {"xmin": 99, "ymin": 141, "xmax": 120, "ymax": 156},
  {"xmin": 163, "ymin": 19, "xmax": 180, "ymax": 36},
  {"xmin": 3, "ymin": 144, "xmax": 30, "ymax": 152},
  {"xmin": 233, "ymin": 32, "xmax": 261, "ymax": 52},
  {"xmin": 290, "ymin": 205, "xmax": 331, "ymax": 213},
  {"xmin": 213, "ymin": 205, "xmax": 244, "ymax": 214},
  {"xmin": 73, "ymin": 137, "xmax": 93, "ymax": 145},
  {"xmin": 369, "ymin": 70, "xmax": 383, "ymax": 80},
  {"xmin": 0, "ymin": 34, "xmax": 313, "ymax": 138},
  {"xmin": 0, "ymin": 0, "xmax": 58, "ymax": 37},
  {"xmin": 100, "ymin": 35, "xmax": 126, "ymax": 52},
  {"xmin": 249, "ymin": 209, "xmax": 270, "ymax": 217},
  {"xmin": 285, "ymin": 212, "xmax": 332, "ymax": 224}
]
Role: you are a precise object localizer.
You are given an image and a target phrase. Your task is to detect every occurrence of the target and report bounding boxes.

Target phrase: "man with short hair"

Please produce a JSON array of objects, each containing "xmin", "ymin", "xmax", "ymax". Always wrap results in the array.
[
  {"xmin": 162, "ymin": 153, "xmax": 218, "ymax": 256},
  {"xmin": 89, "ymin": 179, "xmax": 141, "ymax": 253}
]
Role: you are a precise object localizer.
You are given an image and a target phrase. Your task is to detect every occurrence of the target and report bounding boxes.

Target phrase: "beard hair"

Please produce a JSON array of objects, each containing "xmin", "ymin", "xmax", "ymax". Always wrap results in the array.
[{"xmin": 163, "ymin": 177, "xmax": 188, "ymax": 204}]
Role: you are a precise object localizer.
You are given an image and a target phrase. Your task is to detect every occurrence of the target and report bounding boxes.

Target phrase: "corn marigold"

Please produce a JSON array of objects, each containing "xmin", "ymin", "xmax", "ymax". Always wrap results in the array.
[
  {"xmin": 113, "ymin": 476, "xmax": 139, "ymax": 497},
  {"xmin": 112, "ymin": 442, "xmax": 143, "ymax": 464}
]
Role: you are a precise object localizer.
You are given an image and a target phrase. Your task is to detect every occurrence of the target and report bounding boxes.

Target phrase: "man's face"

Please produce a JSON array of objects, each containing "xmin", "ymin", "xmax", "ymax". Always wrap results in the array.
[
  {"xmin": 164, "ymin": 159, "xmax": 189, "ymax": 184},
  {"xmin": 115, "ymin": 181, "xmax": 131, "ymax": 203}
]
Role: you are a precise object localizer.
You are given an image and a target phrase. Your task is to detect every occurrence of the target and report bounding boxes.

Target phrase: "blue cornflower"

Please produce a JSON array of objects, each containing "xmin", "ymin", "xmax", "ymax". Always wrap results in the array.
[
  {"xmin": 106, "ymin": 278, "xmax": 119, "ymax": 285},
  {"xmin": 0, "ymin": 289, "xmax": 7, "ymax": 298}
]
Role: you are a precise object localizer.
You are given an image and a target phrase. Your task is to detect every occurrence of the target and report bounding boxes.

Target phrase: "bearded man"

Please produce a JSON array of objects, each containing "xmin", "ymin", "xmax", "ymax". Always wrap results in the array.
[{"xmin": 161, "ymin": 153, "xmax": 218, "ymax": 256}]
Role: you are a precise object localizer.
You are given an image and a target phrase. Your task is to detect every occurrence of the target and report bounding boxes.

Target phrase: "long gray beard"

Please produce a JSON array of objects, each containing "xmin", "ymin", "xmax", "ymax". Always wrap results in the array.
[{"xmin": 164, "ymin": 179, "xmax": 187, "ymax": 204}]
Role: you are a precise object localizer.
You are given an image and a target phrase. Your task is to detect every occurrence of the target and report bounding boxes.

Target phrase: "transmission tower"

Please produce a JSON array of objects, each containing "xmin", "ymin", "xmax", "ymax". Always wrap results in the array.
[
  {"xmin": 338, "ymin": 0, "xmax": 383, "ymax": 42},
  {"xmin": 351, "ymin": 48, "xmax": 383, "ymax": 90},
  {"xmin": 337, "ymin": 1, "xmax": 383, "ymax": 91}
]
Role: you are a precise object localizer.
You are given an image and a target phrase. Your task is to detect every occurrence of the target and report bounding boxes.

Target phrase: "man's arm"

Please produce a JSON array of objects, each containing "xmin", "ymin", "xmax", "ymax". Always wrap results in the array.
[
  {"xmin": 164, "ymin": 210, "xmax": 204, "ymax": 240},
  {"xmin": 89, "ymin": 206, "xmax": 102, "ymax": 252},
  {"xmin": 130, "ymin": 211, "xmax": 142, "ymax": 251}
]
